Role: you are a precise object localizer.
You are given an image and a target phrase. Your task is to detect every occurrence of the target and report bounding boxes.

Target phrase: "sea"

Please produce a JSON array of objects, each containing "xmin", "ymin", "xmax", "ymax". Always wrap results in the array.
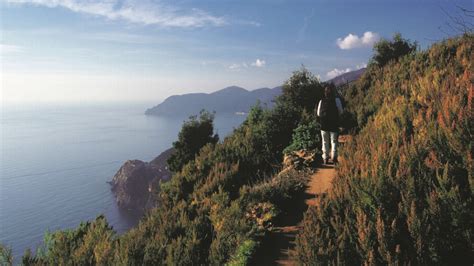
[{"xmin": 0, "ymin": 102, "xmax": 247, "ymax": 261}]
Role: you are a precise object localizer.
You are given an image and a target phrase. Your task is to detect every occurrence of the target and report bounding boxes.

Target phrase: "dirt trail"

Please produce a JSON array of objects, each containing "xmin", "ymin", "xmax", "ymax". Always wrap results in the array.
[
  {"xmin": 252, "ymin": 136, "xmax": 347, "ymax": 265},
  {"xmin": 303, "ymin": 165, "xmax": 336, "ymax": 208},
  {"xmin": 273, "ymin": 164, "xmax": 336, "ymax": 265}
]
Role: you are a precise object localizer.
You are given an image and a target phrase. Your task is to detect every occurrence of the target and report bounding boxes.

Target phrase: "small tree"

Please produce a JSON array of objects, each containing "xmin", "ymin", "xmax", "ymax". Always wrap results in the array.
[
  {"xmin": 371, "ymin": 33, "xmax": 417, "ymax": 67},
  {"xmin": 167, "ymin": 110, "xmax": 219, "ymax": 172},
  {"xmin": 279, "ymin": 66, "xmax": 324, "ymax": 113}
]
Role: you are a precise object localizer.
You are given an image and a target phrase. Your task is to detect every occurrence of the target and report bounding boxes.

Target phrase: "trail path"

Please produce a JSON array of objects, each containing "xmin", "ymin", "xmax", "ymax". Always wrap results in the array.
[{"xmin": 253, "ymin": 136, "xmax": 348, "ymax": 265}]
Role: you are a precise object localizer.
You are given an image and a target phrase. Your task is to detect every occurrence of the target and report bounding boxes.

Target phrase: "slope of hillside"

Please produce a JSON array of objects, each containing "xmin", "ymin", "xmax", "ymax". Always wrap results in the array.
[
  {"xmin": 7, "ymin": 35, "xmax": 471, "ymax": 266},
  {"xmin": 15, "ymin": 66, "xmax": 324, "ymax": 265},
  {"xmin": 145, "ymin": 86, "xmax": 282, "ymax": 116},
  {"xmin": 296, "ymin": 34, "xmax": 473, "ymax": 265},
  {"xmin": 327, "ymin": 68, "xmax": 366, "ymax": 86}
]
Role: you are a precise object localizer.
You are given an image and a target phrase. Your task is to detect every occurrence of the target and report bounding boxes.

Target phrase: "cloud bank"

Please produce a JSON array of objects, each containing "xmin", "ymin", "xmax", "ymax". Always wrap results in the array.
[
  {"xmin": 336, "ymin": 31, "xmax": 380, "ymax": 50},
  {"xmin": 251, "ymin": 59, "xmax": 266, "ymax": 67},
  {"xmin": 7, "ymin": 0, "xmax": 226, "ymax": 28},
  {"xmin": 326, "ymin": 68, "xmax": 352, "ymax": 79},
  {"xmin": 326, "ymin": 63, "xmax": 367, "ymax": 79},
  {"xmin": 228, "ymin": 59, "xmax": 265, "ymax": 70}
]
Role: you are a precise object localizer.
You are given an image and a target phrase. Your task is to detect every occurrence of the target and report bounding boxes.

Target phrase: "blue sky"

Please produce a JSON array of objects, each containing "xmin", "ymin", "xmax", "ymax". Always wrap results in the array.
[{"xmin": 1, "ymin": 0, "xmax": 470, "ymax": 103}]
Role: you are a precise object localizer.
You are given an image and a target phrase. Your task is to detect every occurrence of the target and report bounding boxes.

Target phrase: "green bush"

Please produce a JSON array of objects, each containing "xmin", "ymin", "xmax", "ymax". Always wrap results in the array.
[
  {"xmin": 167, "ymin": 110, "xmax": 219, "ymax": 173},
  {"xmin": 371, "ymin": 33, "xmax": 417, "ymax": 67},
  {"xmin": 283, "ymin": 112, "xmax": 320, "ymax": 155},
  {"xmin": 0, "ymin": 244, "xmax": 13, "ymax": 266},
  {"xmin": 226, "ymin": 239, "xmax": 258, "ymax": 266}
]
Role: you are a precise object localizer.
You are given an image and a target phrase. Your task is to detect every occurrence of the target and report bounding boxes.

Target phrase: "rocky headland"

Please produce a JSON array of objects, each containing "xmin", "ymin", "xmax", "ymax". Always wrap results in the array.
[{"xmin": 109, "ymin": 148, "xmax": 174, "ymax": 211}]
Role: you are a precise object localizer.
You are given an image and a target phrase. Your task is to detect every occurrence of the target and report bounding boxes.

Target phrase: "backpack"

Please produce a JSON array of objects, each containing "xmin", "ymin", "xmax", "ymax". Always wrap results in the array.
[{"xmin": 319, "ymin": 97, "xmax": 339, "ymax": 131}]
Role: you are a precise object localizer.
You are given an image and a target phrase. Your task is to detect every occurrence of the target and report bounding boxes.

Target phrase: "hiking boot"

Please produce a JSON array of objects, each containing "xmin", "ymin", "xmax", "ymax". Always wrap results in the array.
[
  {"xmin": 333, "ymin": 157, "xmax": 338, "ymax": 164},
  {"xmin": 324, "ymin": 158, "xmax": 329, "ymax": 165}
]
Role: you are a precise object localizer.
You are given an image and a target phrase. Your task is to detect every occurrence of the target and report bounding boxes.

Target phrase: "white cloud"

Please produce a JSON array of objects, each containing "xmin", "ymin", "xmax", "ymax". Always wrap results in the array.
[
  {"xmin": 0, "ymin": 44, "xmax": 23, "ymax": 54},
  {"xmin": 336, "ymin": 31, "xmax": 380, "ymax": 50},
  {"xmin": 326, "ymin": 68, "xmax": 352, "ymax": 79},
  {"xmin": 326, "ymin": 62, "xmax": 367, "ymax": 79},
  {"xmin": 251, "ymin": 59, "xmax": 266, "ymax": 67},
  {"xmin": 228, "ymin": 63, "xmax": 242, "ymax": 70},
  {"xmin": 6, "ymin": 0, "xmax": 226, "ymax": 28},
  {"xmin": 228, "ymin": 59, "xmax": 265, "ymax": 70}
]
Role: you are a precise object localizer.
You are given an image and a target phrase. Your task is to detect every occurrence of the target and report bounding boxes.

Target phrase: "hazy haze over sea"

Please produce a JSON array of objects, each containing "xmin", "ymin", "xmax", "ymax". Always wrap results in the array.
[{"xmin": 0, "ymin": 102, "xmax": 246, "ymax": 259}]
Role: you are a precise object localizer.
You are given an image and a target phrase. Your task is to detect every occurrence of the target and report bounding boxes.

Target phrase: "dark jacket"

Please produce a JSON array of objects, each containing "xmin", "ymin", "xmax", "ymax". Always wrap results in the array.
[{"xmin": 317, "ymin": 97, "xmax": 343, "ymax": 132}]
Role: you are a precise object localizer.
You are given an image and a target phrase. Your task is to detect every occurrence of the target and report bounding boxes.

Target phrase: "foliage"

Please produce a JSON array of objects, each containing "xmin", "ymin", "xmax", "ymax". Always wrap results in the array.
[
  {"xmin": 280, "ymin": 66, "xmax": 324, "ymax": 113},
  {"xmin": 283, "ymin": 111, "xmax": 320, "ymax": 155},
  {"xmin": 226, "ymin": 239, "xmax": 258, "ymax": 266},
  {"xmin": 371, "ymin": 33, "xmax": 417, "ymax": 68},
  {"xmin": 167, "ymin": 110, "xmax": 219, "ymax": 172},
  {"xmin": 295, "ymin": 34, "xmax": 474, "ymax": 265},
  {"xmin": 20, "ymin": 215, "xmax": 117, "ymax": 265},
  {"xmin": 0, "ymin": 244, "xmax": 13, "ymax": 266}
]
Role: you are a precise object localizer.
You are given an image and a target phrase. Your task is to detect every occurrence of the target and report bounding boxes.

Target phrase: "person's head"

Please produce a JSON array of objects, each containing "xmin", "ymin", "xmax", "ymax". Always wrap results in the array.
[{"xmin": 324, "ymin": 84, "xmax": 335, "ymax": 98}]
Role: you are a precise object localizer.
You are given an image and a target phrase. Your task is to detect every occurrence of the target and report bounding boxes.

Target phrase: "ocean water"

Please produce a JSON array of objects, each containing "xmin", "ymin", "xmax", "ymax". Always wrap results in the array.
[{"xmin": 0, "ymin": 102, "xmax": 246, "ymax": 260}]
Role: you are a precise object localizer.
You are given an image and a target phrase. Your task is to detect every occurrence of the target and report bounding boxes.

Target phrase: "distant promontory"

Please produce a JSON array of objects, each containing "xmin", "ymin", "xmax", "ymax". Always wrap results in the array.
[
  {"xmin": 145, "ymin": 86, "xmax": 282, "ymax": 116},
  {"xmin": 145, "ymin": 70, "xmax": 365, "ymax": 117}
]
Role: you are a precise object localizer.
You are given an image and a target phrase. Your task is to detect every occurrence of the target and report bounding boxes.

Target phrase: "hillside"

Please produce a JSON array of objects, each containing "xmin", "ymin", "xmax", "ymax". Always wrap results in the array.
[
  {"xmin": 327, "ymin": 67, "xmax": 366, "ymax": 86},
  {"xmin": 296, "ymin": 34, "xmax": 473, "ymax": 264},
  {"xmin": 145, "ymin": 86, "xmax": 282, "ymax": 116},
  {"xmin": 4, "ymin": 34, "xmax": 472, "ymax": 265}
]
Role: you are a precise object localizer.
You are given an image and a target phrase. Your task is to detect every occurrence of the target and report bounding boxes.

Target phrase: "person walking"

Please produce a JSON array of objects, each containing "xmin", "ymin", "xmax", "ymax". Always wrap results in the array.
[{"xmin": 317, "ymin": 84, "xmax": 343, "ymax": 164}]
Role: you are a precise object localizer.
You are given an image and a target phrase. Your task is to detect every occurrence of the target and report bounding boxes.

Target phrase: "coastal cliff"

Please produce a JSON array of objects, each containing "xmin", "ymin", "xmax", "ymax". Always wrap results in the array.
[{"xmin": 110, "ymin": 148, "xmax": 174, "ymax": 211}]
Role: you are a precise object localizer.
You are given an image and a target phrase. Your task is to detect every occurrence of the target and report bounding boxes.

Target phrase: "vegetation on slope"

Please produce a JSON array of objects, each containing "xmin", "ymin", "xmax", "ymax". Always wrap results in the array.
[
  {"xmin": 14, "ymin": 67, "xmax": 325, "ymax": 265},
  {"xmin": 295, "ymin": 34, "xmax": 473, "ymax": 265},
  {"xmin": 4, "ymin": 33, "xmax": 470, "ymax": 266}
]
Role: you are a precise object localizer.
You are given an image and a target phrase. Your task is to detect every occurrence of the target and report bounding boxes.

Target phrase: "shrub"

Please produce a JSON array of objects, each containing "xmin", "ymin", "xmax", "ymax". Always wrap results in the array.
[
  {"xmin": 167, "ymin": 110, "xmax": 219, "ymax": 172},
  {"xmin": 226, "ymin": 239, "xmax": 258, "ymax": 266},
  {"xmin": 283, "ymin": 111, "xmax": 321, "ymax": 155},
  {"xmin": 371, "ymin": 33, "xmax": 417, "ymax": 67},
  {"xmin": 0, "ymin": 244, "xmax": 13, "ymax": 266}
]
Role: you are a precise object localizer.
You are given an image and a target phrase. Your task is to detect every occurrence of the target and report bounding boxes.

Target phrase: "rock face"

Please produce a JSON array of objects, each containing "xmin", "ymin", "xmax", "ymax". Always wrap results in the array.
[{"xmin": 110, "ymin": 148, "xmax": 174, "ymax": 211}]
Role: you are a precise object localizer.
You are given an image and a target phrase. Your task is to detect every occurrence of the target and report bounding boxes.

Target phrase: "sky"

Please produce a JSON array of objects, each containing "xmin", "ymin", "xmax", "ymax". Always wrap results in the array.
[{"xmin": 0, "ymin": 0, "xmax": 471, "ymax": 104}]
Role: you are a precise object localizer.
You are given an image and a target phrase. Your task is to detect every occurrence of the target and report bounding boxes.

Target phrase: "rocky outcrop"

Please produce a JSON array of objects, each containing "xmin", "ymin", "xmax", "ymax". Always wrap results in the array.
[
  {"xmin": 110, "ymin": 148, "xmax": 174, "ymax": 211},
  {"xmin": 282, "ymin": 150, "xmax": 317, "ymax": 172}
]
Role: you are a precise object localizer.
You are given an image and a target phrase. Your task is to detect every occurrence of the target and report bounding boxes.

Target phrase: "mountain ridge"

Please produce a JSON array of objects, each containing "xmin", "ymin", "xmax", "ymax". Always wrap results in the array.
[
  {"xmin": 145, "ymin": 86, "xmax": 282, "ymax": 116},
  {"xmin": 326, "ymin": 68, "xmax": 366, "ymax": 86},
  {"xmin": 145, "ymin": 68, "xmax": 365, "ymax": 117}
]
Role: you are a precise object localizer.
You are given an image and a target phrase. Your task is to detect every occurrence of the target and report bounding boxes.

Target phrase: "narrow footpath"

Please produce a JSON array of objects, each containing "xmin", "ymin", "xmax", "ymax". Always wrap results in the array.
[
  {"xmin": 252, "ymin": 136, "xmax": 347, "ymax": 265},
  {"xmin": 274, "ymin": 164, "xmax": 335, "ymax": 265}
]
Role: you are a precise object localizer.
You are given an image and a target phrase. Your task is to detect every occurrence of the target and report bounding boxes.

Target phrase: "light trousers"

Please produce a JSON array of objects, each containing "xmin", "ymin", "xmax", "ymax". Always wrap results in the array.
[{"xmin": 321, "ymin": 130, "xmax": 338, "ymax": 160}]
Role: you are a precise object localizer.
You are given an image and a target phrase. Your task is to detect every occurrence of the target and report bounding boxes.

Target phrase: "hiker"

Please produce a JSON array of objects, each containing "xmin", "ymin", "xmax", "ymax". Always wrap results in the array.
[{"xmin": 316, "ymin": 84, "xmax": 343, "ymax": 164}]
